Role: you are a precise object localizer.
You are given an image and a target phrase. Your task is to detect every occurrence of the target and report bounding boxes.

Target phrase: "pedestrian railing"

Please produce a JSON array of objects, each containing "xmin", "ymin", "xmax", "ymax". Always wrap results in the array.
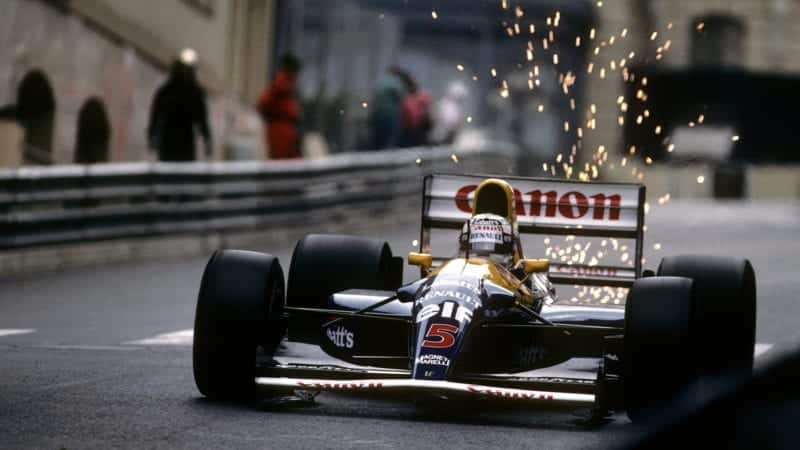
[{"xmin": 0, "ymin": 144, "xmax": 515, "ymax": 249}]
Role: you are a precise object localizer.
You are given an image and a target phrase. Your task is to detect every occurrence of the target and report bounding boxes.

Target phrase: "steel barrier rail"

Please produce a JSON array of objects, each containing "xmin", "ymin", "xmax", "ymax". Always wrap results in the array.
[{"xmin": 0, "ymin": 144, "xmax": 516, "ymax": 249}]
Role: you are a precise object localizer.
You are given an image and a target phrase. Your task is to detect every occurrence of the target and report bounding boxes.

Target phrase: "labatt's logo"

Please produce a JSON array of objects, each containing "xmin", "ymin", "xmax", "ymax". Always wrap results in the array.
[
  {"xmin": 326, "ymin": 326, "xmax": 354, "ymax": 349},
  {"xmin": 455, "ymin": 185, "xmax": 622, "ymax": 221}
]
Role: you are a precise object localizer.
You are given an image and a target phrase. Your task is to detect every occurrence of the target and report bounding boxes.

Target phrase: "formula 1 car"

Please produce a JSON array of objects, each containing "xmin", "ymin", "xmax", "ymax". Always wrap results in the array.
[{"xmin": 192, "ymin": 174, "xmax": 757, "ymax": 422}]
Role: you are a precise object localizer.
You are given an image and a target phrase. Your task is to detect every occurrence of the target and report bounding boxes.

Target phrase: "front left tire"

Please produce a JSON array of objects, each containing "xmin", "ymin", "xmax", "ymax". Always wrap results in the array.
[{"xmin": 193, "ymin": 250, "xmax": 286, "ymax": 400}]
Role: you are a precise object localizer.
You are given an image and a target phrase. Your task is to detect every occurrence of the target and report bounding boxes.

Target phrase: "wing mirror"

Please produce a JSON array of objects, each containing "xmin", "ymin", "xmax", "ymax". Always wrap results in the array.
[
  {"xmin": 397, "ymin": 278, "xmax": 427, "ymax": 303},
  {"xmin": 408, "ymin": 252, "xmax": 433, "ymax": 271},
  {"xmin": 520, "ymin": 258, "xmax": 550, "ymax": 274}
]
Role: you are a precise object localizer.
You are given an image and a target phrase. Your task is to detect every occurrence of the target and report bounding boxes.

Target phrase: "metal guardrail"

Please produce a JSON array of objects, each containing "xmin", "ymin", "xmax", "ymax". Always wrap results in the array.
[{"xmin": 0, "ymin": 144, "xmax": 516, "ymax": 249}]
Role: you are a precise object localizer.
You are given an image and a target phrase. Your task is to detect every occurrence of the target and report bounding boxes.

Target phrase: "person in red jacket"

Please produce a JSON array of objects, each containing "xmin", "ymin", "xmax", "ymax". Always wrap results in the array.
[
  {"xmin": 258, "ymin": 55, "xmax": 302, "ymax": 159},
  {"xmin": 399, "ymin": 74, "xmax": 433, "ymax": 147}
]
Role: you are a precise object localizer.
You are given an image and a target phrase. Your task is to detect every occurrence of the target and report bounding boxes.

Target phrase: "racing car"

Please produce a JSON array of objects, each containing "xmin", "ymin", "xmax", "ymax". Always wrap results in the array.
[{"xmin": 192, "ymin": 174, "xmax": 757, "ymax": 422}]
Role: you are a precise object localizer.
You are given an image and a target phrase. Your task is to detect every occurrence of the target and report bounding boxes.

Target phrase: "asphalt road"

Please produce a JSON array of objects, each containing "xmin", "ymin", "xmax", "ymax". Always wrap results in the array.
[{"xmin": 0, "ymin": 200, "xmax": 798, "ymax": 449}]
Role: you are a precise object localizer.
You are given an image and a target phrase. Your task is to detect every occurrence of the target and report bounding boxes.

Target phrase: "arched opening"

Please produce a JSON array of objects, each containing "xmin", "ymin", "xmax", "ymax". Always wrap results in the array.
[
  {"xmin": 691, "ymin": 14, "xmax": 746, "ymax": 69},
  {"xmin": 16, "ymin": 70, "xmax": 56, "ymax": 164},
  {"xmin": 75, "ymin": 97, "xmax": 111, "ymax": 164}
]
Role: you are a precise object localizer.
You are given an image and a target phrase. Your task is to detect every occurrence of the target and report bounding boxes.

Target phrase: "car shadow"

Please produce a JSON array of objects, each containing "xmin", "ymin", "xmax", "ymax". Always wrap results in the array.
[{"xmin": 187, "ymin": 391, "xmax": 627, "ymax": 432}]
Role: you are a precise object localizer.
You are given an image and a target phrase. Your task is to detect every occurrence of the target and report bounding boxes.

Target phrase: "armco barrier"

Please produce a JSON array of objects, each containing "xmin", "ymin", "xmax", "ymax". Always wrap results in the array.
[{"xmin": 0, "ymin": 144, "xmax": 515, "ymax": 274}]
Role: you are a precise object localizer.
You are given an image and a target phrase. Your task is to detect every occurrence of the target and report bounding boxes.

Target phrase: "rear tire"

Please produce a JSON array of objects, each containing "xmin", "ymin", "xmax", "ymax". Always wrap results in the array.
[
  {"xmin": 658, "ymin": 255, "xmax": 756, "ymax": 376},
  {"xmin": 287, "ymin": 234, "xmax": 402, "ymax": 308},
  {"xmin": 624, "ymin": 276, "xmax": 696, "ymax": 422},
  {"xmin": 193, "ymin": 250, "xmax": 285, "ymax": 400},
  {"xmin": 286, "ymin": 234, "xmax": 402, "ymax": 343}
]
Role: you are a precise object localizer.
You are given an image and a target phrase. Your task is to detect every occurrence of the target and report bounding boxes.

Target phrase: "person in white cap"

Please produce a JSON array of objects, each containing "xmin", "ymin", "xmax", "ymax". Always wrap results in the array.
[{"xmin": 147, "ymin": 49, "xmax": 211, "ymax": 161}]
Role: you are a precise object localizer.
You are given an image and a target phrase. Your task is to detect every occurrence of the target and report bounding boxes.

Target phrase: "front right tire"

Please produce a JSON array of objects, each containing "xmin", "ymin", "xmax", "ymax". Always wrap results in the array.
[
  {"xmin": 658, "ymin": 255, "xmax": 756, "ymax": 376},
  {"xmin": 285, "ymin": 234, "xmax": 402, "ymax": 343},
  {"xmin": 623, "ymin": 276, "xmax": 696, "ymax": 422},
  {"xmin": 624, "ymin": 255, "xmax": 757, "ymax": 422}
]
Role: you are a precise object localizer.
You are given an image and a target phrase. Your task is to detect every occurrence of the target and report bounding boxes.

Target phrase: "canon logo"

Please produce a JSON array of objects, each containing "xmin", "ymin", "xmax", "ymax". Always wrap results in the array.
[
  {"xmin": 455, "ymin": 185, "xmax": 622, "ymax": 221},
  {"xmin": 466, "ymin": 385, "xmax": 554, "ymax": 400},
  {"xmin": 554, "ymin": 265, "xmax": 619, "ymax": 278}
]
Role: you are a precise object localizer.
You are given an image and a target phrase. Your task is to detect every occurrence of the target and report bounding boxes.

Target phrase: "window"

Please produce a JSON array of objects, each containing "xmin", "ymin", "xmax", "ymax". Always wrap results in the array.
[{"xmin": 691, "ymin": 14, "xmax": 746, "ymax": 68}]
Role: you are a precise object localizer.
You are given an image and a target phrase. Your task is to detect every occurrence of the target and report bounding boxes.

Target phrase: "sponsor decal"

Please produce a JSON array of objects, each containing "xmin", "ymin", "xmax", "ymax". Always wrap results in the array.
[
  {"xmin": 455, "ymin": 185, "xmax": 622, "ymax": 221},
  {"xmin": 513, "ymin": 345, "xmax": 547, "ymax": 367},
  {"xmin": 326, "ymin": 325, "xmax": 354, "ymax": 349},
  {"xmin": 469, "ymin": 221, "xmax": 505, "ymax": 244},
  {"xmin": 471, "ymin": 224, "xmax": 505, "ymax": 232},
  {"xmin": 415, "ymin": 301, "xmax": 474, "ymax": 324},
  {"xmin": 503, "ymin": 376, "xmax": 595, "ymax": 386},
  {"xmin": 466, "ymin": 385, "xmax": 554, "ymax": 400},
  {"xmin": 297, "ymin": 381, "xmax": 383, "ymax": 390},
  {"xmin": 286, "ymin": 364, "xmax": 372, "ymax": 374},
  {"xmin": 553, "ymin": 265, "xmax": 619, "ymax": 278},
  {"xmin": 415, "ymin": 354, "xmax": 451, "ymax": 367},
  {"xmin": 428, "ymin": 278, "xmax": 480, "ymax": 294},
  {"xmin": 470, "ymin": 231, "xmax": 503, "ymax": 244},
  {"xmin": 422, "ymin": 323, "xmax": 459, "ymax": 349}
]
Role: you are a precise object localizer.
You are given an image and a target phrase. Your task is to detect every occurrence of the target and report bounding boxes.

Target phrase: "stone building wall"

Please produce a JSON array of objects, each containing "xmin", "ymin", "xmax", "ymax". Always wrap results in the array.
[
  {"xmin": 0, "ymin": 0, "xmax": 160, "ymax": 163},
  {"xmin": 584, "ymin": 0, "xmax": 800, "ymax": 165},
  {"xmin": 582, "ymin": 0, "xmax": 641, "ymax": 166},
  {"xmin": 649, "ymin": 0, "xmax": 800, "ymax": 73},
  {"xmin": 0, "ymin": 0, "xmax": 269, "ymax": 166}
]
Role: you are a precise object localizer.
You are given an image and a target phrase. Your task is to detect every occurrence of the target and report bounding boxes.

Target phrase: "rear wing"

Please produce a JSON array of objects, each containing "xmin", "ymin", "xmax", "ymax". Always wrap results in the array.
[{"xmin": 420, "ymin": 174, "xmax": 646, "ymax": 287}]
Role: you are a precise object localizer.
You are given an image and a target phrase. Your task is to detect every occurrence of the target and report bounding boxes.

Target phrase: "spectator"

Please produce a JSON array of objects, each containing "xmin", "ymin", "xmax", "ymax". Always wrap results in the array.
[
  {"xmin": 370, "ymin": 67, "xmax": 408, "ymax": 150},
  {"xmin": 147, "ymin": 51, "xmax": 212, "ymax": 162},
  {"xmin": 399, "ymin": 74, "xmax": 433, "ymax": 147},
  {"xmin": 432, "ymin": 81, "xmax": 468, "ymax": 145},
  {"xmin": 258, "ymin": 54, "xmax": 302, "ymax": 159}
]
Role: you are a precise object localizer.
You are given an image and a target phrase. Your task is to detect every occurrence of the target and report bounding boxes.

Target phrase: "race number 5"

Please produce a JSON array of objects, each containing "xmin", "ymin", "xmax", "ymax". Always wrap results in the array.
[{"xmin": 422, "ymin": 323, "xmax": 459, "ymax": 349}]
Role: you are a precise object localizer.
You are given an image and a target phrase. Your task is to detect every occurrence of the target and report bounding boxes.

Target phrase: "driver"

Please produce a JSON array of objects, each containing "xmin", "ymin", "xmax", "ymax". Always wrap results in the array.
[
  {"xmin": 459, "ymin": 213, "xmax": 557, "ymax": 307},
  {"xmin": 458, "ymin": 213, "xmax": 516, "ymax": 267}
]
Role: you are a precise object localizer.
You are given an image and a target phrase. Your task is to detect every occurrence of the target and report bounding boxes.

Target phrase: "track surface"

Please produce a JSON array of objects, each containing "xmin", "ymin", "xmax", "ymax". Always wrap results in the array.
[{"xmin": 0, "ymin": 200, "xmax": 798, "ymax": 449}]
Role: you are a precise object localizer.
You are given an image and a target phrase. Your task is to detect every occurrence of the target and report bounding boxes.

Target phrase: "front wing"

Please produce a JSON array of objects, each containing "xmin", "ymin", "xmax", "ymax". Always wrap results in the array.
[{"xmin": 255, "ymin": 361, "xmax": 596, "ymax": 405}]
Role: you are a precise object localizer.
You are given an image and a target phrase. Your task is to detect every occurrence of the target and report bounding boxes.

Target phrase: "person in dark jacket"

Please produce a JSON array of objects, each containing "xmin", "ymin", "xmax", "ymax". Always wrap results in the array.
[{"xmin": 147, "ymin": 56, "xmax": 211, "ymax": 161}]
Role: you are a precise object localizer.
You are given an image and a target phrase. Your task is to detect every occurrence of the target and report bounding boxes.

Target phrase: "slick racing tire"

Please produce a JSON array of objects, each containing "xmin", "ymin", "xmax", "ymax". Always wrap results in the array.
[
  {"xmin": 286, "ymin": 234, "xmax": 403, "ymax": 343},
  {"xmin": 287, "ymin": 234, "xmax": 402, "ymax": 308},
  {"xmin": 193, "ymin": 250, "xmax": 286, "ymax": 400},
  {"xmin": 624, "ymin": 276, "xmax": 696, "ymax": 422},
  {"xmin": 658, "ymin": 255, "xmax": 757, "ymax": 376}
]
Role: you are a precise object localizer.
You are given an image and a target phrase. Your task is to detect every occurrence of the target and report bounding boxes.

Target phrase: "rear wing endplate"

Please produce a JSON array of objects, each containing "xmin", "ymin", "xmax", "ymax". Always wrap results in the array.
[{"xmin": 420, "ymin": 174, "xmax": 646, "ymax": 287}]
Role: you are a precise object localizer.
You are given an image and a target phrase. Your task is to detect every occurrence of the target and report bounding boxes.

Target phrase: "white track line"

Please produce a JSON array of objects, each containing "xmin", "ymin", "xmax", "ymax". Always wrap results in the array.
[
  {"xmin": 124, "ymin": 329, "xmax": 193, "ymax": 346},
  {"xmin": 0, "ymin": 329, "xmax": 35, "ymax": 338}
]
